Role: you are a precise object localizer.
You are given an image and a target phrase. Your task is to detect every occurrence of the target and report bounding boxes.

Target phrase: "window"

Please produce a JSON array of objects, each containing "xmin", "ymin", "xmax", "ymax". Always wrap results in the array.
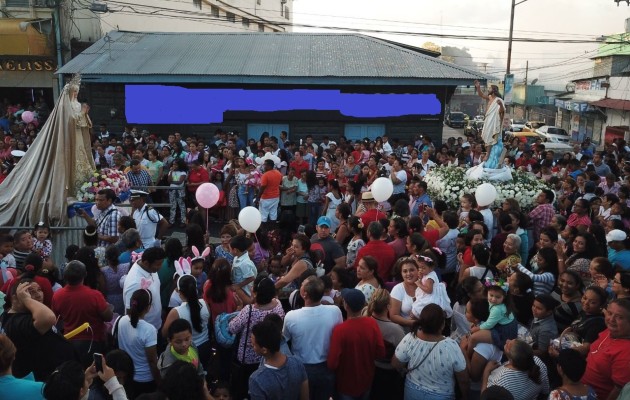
[
  {"xmin": 5, "ymin": 0, "xmax": 30, "ymax": 6},
  {"xmin": 193, "ymin": 0, "xmax": 201, "ymax": 9},
  {"xmin": 258, "ymin": 23, "xmax": 264, "ymax": 32},
  {"xmin": 226, "ymin": 12, "xmax": 235, "ymax": 23},
  {"xmin": 285, "ymin": 6, "xmax": 289, "ymax": 19},
  {"xmin": 242, "ymin": 17, "xmax": 250, "ymax": 28},
  {"xmin": 257, "ymin": 0, "xmax": 261, "ymax": 4},
  {"xmin": 280, "ymin": 4, "xmax": 283, "ymax": 16},
  {"xmin": 210, "ymin": 5, "xmax": 219, "ymax": 17}
]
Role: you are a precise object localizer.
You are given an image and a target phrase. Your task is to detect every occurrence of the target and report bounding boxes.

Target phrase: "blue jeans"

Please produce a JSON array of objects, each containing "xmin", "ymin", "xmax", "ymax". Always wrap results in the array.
[
  {"xmin": 404, "ymin": 380, "xmax": 453, "ymax": 400},
  {"xmin": 304, "ymin": 362, "xmax": 334, "ymax": 400},
  {"xmin": 237, "ymin": 185, "xmax": 254, "ymax": 208}
]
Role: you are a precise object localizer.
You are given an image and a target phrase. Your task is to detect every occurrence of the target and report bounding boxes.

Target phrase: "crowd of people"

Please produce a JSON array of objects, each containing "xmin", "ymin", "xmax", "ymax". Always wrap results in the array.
[{"xmin": 2, "ymin": 97, "xmax": 630, "ymax": 400}]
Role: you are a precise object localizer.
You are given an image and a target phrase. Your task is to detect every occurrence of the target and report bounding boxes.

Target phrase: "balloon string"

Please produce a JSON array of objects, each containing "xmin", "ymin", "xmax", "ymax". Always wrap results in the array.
[{"xmin": 206, "ymin": 208, "xmax": 209, "ymax": 235}]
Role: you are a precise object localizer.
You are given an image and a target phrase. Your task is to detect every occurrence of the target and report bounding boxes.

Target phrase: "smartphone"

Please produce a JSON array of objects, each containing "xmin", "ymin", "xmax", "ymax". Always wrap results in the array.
[
  {"xmin": 93, "ymin": 353, "xmax": 103, "ymax": 373},
  {"xmin": 421, "ymin": 204, "xmax": 427, "ymax": 212}
]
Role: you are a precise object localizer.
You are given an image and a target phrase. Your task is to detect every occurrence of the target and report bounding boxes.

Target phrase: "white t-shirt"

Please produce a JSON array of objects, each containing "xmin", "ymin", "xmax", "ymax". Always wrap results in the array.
[
  {"xmin": 392, "ymin": 170, "xmax": 407, "ymax": 194},
  {"xmin": 480, "ymin": 208, "xmax": 494, "ymax": 241},
  {"xmin": 133, "ymin": 205, "xmax": 163, "ymax": 248},
  {"xmin": 174, "ymin": 300, "xmax": 210, "ymax": 347},
  {"xmin": 382, "ymin": 141, "xmax": 393, "ymax": 156},
  {"xmin": 468, "ymin": 266, "xmax": 494, "ymax": 281},
  {"xmin": 123, "ymin": 263, "xmax": 162, "ymax": 330},
  {"xmin": 117, "ymin": 316, "xmax": 158, "ymax": 382},
  {"xmin": 283, "ymin": 305, "xmax": 343, "ymax": 364},
  {"xmin": 390, "ymin": 282, "xmax": 414, "ymax": 319}
]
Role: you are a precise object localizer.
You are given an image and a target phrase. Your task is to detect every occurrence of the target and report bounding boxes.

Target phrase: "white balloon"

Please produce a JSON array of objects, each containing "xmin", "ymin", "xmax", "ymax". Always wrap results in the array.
[
  {"xmin": 475, "ymin": 183, "xmax": 498, "ymax": 207},
  {"xmin": 238, "ymin": 150, "xmax": 245, "ymax": 157},
  {"xmin": 239, "ymin": 206, "xmax": 262, "ymax": 233},
  {"xmin": 371, "ymin": 177, "xmax": 394, "ymax": 203}
]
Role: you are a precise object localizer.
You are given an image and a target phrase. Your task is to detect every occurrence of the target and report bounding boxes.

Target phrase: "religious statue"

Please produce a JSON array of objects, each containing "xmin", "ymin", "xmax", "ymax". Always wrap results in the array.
[
  {"xmin": 474, "ymin": 80, "xmax": 505, "ymax": 169},
  {"xmin": 67, "ymin": 77, "xmax": 96, "ymax": 192},
  {"xmin": 0, "ymin": 74, "xmax": 96, "ymax": 226}
]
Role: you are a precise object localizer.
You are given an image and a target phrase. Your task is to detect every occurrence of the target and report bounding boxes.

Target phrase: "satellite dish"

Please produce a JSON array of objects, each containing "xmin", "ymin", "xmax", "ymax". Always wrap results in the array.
[{"xmin": 531, "ymin": 78, "xmax": 538, "ymax": 85}]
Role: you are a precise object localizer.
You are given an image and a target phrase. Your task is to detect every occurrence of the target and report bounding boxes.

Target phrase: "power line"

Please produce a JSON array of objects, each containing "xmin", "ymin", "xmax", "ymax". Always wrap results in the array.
[
  {"xmin": 93, "ymin": 0, "xmax": 625, "ymax": 44},
  {"xmin": 155, "ymin": 0, "xmax": 602, "ymax": 40}
]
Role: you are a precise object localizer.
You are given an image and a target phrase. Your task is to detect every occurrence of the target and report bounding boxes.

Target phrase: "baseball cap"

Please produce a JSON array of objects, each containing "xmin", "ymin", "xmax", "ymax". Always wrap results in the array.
[
  {"xmin": 340, "ymin": 288, "xmax": 366, "ymax": 313},
  {"xmin": 606, "ymin": 229, "xmax": 627, "ymax": 243},
  {"xmin": 317, "ymin": 216, "xmax": 332, "ymax": 227}
]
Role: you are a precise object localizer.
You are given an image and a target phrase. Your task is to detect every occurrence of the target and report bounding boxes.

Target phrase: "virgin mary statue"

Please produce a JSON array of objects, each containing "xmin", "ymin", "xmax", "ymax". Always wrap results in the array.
[{"xmin": 0, "ymin": 75, "xmax": 96, "ymax": 226}]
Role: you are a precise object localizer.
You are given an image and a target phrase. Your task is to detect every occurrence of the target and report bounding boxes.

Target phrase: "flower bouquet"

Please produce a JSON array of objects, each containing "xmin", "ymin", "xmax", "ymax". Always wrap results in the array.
[
  {"xmin": 424, "ymin": 166, "xmax": 549, "ymax": 211},
  {"xmin": 76, "ymin": 168, "xmax": 131, "ymax": 202}
]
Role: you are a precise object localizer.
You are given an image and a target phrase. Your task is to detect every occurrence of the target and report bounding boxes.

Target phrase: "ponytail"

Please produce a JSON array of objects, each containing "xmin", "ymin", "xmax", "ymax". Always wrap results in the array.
[
  {"xmin": 129, "ymin": 289, "xmax": 151, "ymax": 328},
  {"xmin": 178, "ymin": 275, "xmax": 202, "ymax": 333}
]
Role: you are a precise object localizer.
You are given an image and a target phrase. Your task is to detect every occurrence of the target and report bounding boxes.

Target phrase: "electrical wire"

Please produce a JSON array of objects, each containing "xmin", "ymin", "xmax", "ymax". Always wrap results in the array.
[{"xmin": 83, "ymin": 0, "xmax": 627, "ymax": 44}]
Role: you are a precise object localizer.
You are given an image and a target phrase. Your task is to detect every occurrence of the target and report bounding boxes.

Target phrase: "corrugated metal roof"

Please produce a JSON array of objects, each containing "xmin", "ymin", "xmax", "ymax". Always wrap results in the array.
[
  {"xmin": 57, "ymin": 31, "xmax": 492, "ymax": 85},
  {"xmin": 591, "ymin": 98, "xmax": 630, "ymax": 111}
]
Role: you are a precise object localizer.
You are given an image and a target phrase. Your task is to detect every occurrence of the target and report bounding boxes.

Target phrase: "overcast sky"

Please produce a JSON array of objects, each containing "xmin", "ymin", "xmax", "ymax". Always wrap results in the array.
[{"xmin": 293, "ymin": 0, "xmax": 630, "ymax": 84}]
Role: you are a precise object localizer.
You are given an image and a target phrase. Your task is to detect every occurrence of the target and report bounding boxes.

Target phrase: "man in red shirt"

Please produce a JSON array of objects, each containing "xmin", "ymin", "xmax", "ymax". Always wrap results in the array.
[
  {"xmin": 51, "ymin": 260, "xmax": 113, "ymax": 367},
  {"xmin": 289, "ymin": 151, "xmax": 310, "ymax": 177},
  {"xmin": 258, "ymin": 159, "xmax": 283, "ymax": 228},
  {"xmin": 354, "ymin": 220, "xmax": 396, "ymax": 282},
  {"xmin": 358, "ymin": 192, "xmax": 387, "ymax": 227},
  {"xmin": 327, "ymin": 288, "xmax": 385, "ymax": 399}
]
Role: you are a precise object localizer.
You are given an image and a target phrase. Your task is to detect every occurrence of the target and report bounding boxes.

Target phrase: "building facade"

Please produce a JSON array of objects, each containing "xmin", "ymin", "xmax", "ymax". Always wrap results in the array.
[{"xmin": 0, "ymin": 0, "xmax": 293, "ymax": 104}]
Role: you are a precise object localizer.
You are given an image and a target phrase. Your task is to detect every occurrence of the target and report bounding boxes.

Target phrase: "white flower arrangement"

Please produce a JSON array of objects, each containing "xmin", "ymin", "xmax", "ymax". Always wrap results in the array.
[{"xmin": 424, "ymin": 166, "xmax": 549, "ymax": 210}]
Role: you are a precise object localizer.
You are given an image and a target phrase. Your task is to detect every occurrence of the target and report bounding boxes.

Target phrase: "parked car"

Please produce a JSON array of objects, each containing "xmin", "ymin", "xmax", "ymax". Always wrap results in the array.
[
  {"xmin": 446, "ymin": 112, "xmax": 466, "ymax": 128},
  {"xmin": 522, "ymin": 121, "xmax": 546, "ymax": 132},
  {"xmin": 510, "ymin": 119, "xmax": 526, "ymax": 132},
  {"xmin": 535, "ymin": 126, "xmax": 571, "ymax": 143},
  {"xmin": 506, "ymin": 132, "xmax": 573, "ymax": 161}
]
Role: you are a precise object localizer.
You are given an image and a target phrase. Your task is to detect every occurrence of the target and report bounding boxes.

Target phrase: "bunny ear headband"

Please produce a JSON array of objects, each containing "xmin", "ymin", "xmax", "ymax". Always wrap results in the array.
[
  {"xmin": 174, "ymin": 257, "xmax": 192, "ymax": 278},
  {"xmin": 191, "ymin": 245, "xmax": 211, "ymax": 262},
  {"xmin": 131, "ymin": 251, "xmax": 144, "ymax": 264}
]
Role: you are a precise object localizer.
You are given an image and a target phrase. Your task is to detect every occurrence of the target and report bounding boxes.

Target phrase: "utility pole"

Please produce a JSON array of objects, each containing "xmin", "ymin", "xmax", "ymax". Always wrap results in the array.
[
  {"xmin": 524, "ymin": 60, "xmax": 529, "ymax": 121},
  {"xmin": 507, "ymin": 0, "xmax": 516, "ymax": 75}
]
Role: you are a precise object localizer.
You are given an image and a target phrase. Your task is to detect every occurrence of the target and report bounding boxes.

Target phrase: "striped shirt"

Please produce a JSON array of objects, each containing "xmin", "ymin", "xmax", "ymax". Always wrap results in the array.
[
  {"xmin": 516, "ymin": 263, "xmax": 556, "ymax": 296},
  {"xmin": 487, "ymin": 356, "xmax": 549, "ymax": 400}
]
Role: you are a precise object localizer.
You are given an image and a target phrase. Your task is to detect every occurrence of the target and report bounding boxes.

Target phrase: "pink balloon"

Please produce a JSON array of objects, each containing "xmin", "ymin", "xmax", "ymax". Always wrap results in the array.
[
  {"xmin": 196, "ymin": 183, "xmax": 220, "ymax": 208},
  {"xmin": 21, "ymin": 111, "xmax": 34, "ymax": 123}
]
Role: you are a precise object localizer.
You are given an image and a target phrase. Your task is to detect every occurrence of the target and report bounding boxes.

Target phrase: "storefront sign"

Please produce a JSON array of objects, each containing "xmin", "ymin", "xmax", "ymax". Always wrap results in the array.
[{"xmin": 0, "ymin": 59, "xmax": 55, "ymax": 72}]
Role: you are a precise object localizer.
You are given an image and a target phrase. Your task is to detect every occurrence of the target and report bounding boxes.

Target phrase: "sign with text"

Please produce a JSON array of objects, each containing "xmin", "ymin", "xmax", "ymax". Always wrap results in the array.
[{"xmin": 0, "ymin": 58, "xmax": 55, "ymax": 72}]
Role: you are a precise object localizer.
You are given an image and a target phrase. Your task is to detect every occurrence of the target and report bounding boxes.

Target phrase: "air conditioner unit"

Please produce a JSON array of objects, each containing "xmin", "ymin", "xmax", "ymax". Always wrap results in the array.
[{"xmin": 32, "ymin": 0, "xmax": 52, "ymax": 8}]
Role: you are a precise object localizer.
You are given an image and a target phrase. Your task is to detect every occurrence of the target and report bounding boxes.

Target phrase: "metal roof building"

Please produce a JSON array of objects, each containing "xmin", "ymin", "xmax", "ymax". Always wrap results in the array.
[{"xmin": 58, "ymin": 31, "xmax": 491, "ymax": 141}]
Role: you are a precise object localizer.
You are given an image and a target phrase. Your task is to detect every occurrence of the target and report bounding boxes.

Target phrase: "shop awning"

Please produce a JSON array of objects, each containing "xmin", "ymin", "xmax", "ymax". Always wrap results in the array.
[
  {"xmin": 590, "ymin": 98, "xmax": 630, "ymax": 111},
  {"xmin": 0, "ymin": 19, "xmax": 54, "ymax": 56}
]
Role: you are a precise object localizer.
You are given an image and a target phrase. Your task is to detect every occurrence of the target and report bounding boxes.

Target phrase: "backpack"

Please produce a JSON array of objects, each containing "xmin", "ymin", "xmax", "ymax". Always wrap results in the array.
[{"xmin": 214, "ymin": 311, "xmax": 239, "ymax": 348}]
